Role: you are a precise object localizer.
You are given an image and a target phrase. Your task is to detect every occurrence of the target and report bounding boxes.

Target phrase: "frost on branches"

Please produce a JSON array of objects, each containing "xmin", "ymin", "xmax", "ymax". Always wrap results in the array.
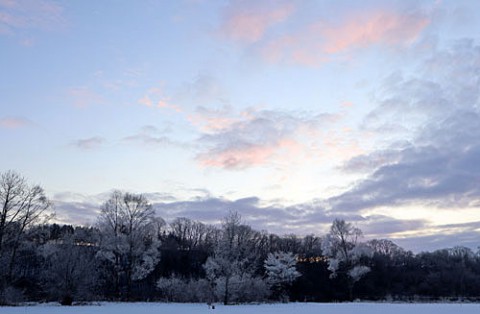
[
  {"xmin": 321, "ymin": 219, "xmax": 372, "ymax": 299},
  {"xmin": 264, "ymin": 251, "xmax": 301, "ymax": 301},
  {"xmin": 265, "ymin": 251, "xmax": 301, "ymax": 285},
  {"xmin": 203, "ymin": 211, "xmax": 268, "ymax": 305},
  {"xmin": 96, "ymin": 191, "xmax": 162, "ymax": 299}
]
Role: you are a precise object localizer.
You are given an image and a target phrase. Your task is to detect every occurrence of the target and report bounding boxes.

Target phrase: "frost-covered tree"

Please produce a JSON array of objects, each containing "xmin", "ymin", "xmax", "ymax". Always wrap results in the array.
[
  {"xmin": 203, "ymin": 211, "xmax": 264, "ymax": 305},
  {"xmin": 156, "ymin": 275, "xmax": 188, "ymax": 302},
  {"xmin": 40, "ymin": 234, "xmax": 96, "ymax": 305},
  {"xmin": 321, "ymin": 219, "xmax": 372, "ymax": 300},
  {"xmin": 157, "ymin": 274, "xmax": 252, "ymax": 303},
  {"xmin": 264, "ymin": 251, "xmax": 301, "ymax": 301},
  {"xmin": 214, "ymin": 273, "xmax": 269, "ymax": 303},
  {"xmin": 96, "ymin": 191, "xmax": 162, "ymax": 300}
]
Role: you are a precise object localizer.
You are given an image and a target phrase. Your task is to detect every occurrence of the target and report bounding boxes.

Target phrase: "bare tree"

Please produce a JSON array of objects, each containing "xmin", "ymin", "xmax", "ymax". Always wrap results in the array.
[
  {"xmin": 0, "ymin": 171, "xmax": 52, "ymax": 283},
  {"xmin": 170, "ymin": 217, "xmax": 208, "ymax": 251},
  {"xmin": 367, "ymin": 239, "xmax": 405, "ymax": 258}
]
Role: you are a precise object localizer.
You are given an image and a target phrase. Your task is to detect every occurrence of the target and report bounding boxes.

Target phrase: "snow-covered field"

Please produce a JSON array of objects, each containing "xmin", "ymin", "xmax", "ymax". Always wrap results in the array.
[{"xmin": 1, "ymin": 302, "xmax": 480, "ymax": 314}]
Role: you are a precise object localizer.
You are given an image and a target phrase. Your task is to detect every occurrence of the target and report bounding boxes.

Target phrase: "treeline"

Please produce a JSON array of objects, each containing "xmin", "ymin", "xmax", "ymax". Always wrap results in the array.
[{"xmin": 1, "ymin": 170, "xmax": 480, "ymax": 305}]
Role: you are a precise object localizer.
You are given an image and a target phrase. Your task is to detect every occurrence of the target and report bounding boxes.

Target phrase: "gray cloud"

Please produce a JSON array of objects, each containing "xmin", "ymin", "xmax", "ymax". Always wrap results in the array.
[
  {"xmin": 122, "ymin": 125, "xmax": 190, "ymax": 149},
  {"xmin": 393, "ymin": 221, "xmax": 480, "ymax": 253},
  {"xmin": 331, "ymin": 39, "xmax": 480, "ymax": 213},
  {"xmin": 54, "ymin": 40, "xmax": 480, "ymax": 251},
  {"xmin": 52, "ymin": 191, "xmax": 107, "ymax": 226},
  {"xmin": 53, "ymin": 200, "xmax": 99, "ymax": 226},
  {"xmin": 154, "ymin": 196, "xmax": 307, "ymax": 232},
  {"xmin": 123, "ymin": 133, "xmax": 171, "ymax": 146},
  {"xmin": 51, "ymin": 190, "xmax": 480, "ymax": 251},
  {"xmin": 359, "ymin": 215, "xmax": 428, "ymax": 237},
  {"xmin": 71, "ymin": 136, "xmax": 106, "ymax": 150},
  {"xmin": 52, "ymin": 190, "xmax": 331, "ymax": 236}
]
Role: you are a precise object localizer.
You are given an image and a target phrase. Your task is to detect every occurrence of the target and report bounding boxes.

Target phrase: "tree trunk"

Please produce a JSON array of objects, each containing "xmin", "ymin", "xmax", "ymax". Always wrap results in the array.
[
  {"xmin": 223, "ymin": 276, "xmax": 229, "ymax": 305},
  {"xmin": 348, "ymin": 281, "xmax": 354, "ymax": 301}
]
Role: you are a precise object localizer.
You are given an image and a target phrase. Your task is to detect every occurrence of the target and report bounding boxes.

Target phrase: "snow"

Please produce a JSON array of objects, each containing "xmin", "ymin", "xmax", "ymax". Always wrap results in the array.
[{"xmin": 1, "ymin": 302, "xmax": 480, "ymax": 314}]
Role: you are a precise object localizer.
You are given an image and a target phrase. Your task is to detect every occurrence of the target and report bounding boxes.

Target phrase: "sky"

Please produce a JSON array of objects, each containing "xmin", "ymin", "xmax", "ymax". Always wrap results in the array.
[{"xmin": 1, "ymin": 0, "xmax": 480, "ymax": 252}]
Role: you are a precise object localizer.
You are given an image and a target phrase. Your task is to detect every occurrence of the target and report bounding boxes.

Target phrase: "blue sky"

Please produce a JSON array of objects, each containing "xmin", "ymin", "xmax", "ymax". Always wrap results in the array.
[{"xmin": 2, "ymin": 0, "xmax": 480, "ymax": 252}]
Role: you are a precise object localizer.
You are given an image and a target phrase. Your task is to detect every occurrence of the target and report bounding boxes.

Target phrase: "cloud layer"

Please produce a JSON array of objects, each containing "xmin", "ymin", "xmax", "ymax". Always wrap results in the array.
[
  {"xmin": 52, "ymin": 189, "xmax": 479, "ymax": 252},
  {"xmin": 330, "ymin": 40, "xmax": 480, "ymax": 215}
]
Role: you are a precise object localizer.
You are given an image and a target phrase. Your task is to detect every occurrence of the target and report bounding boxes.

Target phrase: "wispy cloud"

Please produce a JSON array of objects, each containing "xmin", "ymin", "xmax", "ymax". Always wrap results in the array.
[
  {"xmin": 321, "ymin": 10, "xmax": 429, "ymax": 54},
  {"xmin": 138, "ymin": 74, "xmax": 226, "ymax": 115},
  {"xmin": 0, "ymin": 0, "xmax": 66, "ymax": 36},
  {"xmin": 68, "ymin": 86, "xmax": 105, "ymax": 108},
  {"xmin": 71, "ymin": 136, "xmax": 106, "ymax": 150},
  {"xmin": 259, "ymin": 9, "xmax": 430, "ymax": 66},
  {"xmin": 122, "ymin": 125, "xmax": 177, "ymax": 148},
  {"xmin": 220, "ymin": 0, "xmax": 295, "ymax": 43},
  {"xmin": 0, "ymin": 116, "xmax": 33, "ymax": 129},
  {"xmin": 217, "ymin": 1, "xmax": 431, "ymax": 66},
  {"xmin": 175, "ymin": 74, "xmax": 227, "ymax": 108},
  {"xmin": 187, "ymin": 105, "xmax": 241, "ymax": 132},
  {"xmin": 138, "ymin": 87, "xmax": 182, "ymax": 113}
]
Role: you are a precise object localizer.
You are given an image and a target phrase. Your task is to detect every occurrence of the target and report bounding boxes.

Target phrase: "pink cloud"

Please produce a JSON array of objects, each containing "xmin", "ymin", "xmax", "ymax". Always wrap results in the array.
[
  {"xmin": 0, "ymin": 11, "xmax": 25, "ymax": 30},
  {"xmin": 138, "ymin": 95, "xmax": 153, "ymax": 107},
  {"xmin": 157, "ymin": 99, "xmax": 182, "ymax": 112},
  {"xmin": 0, "ymin": 0, "xmax": 16, "ymax": 8},
  {"xmin": 221, "ymin": 0, "xmax": 295, "ymax": 43},
  {"xmin": 187, "ymin": 106, "xmax": 249, "ymax": 132},
  {"xmin": 198, "ymin": 138, "xmax": 304, "ymax": 170},
  {"xmin": 188, "ymin": 114, "xmax": 238, "ymax": 132},
  {"xmin": 259, "ymin": 9, "xmax": 430, "ymax": 66},
  {"xmin": 195, "ymin": 108, "xmax": 336, "ymax": 170},
  {"xmin": 321, "ymin": 11, "xmax": 430, "ymax": 54},
  {"xmin": 0, "ymin": 117, "xmax": 32, "ymax": 129},
  {"xmin": 138, "ymin": 88, "xmax": 182, "ymax": 113},
  {"xmin": 197, "ymin": 124, "xmax": 366, "ymax": 170},
  {"xmin": 0, "ymin": 0, "xmax": 66, "ymax": 36},
  {"xmin": 198, "ymin": 144, "xmax": 276, "ymax": 169}
]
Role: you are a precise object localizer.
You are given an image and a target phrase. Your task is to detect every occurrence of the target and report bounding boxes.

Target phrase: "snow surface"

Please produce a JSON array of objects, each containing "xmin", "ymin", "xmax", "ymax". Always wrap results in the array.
[{"xmin": 1, "ymin": 302, "xmax": 479, "ymax": 314}]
